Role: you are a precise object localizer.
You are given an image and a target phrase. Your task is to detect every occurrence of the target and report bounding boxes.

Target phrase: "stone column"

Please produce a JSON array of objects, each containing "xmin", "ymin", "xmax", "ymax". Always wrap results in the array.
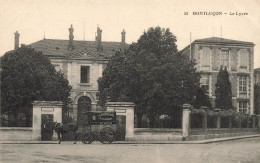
[
  {"xmin": 182, "ymin": 104, "xmax": 191, "ymax": 140},
  {"xmin": 106, "ymin": 102, "xmax": 135, "ymax": 141},
  {"xmin": 125, "ymin": 105, "xmax": 134, "ymax": 140}
]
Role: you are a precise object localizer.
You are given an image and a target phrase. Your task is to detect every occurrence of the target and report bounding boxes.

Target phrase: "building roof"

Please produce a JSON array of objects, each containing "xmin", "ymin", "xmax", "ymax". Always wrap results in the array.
[
  {"xmin": 194, "ymin": 37, "xmax": 254, "ymax": 45},
  {"xmin": 29, "ymin": 39, "xmax": 126, "ymax": 60},
  {"xmin": 180, "ymin": 37, "xmax": 254, "ymax": 54},
  {"xmin": 255, "ymin": 67, "xmax": 260, "ymax": 74}
]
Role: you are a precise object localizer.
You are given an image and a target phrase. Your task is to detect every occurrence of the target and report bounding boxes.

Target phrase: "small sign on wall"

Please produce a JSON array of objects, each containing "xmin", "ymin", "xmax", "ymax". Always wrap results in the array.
[{"xmin": 41, "ymin": 108, "xmax": 54, "ymax": 112}]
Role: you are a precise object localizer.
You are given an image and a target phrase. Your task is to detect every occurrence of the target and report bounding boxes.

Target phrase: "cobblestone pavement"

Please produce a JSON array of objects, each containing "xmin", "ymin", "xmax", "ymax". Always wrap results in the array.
[{"xmin": 0, "ymin": 137, "xmax": 260, "ymax": 163}]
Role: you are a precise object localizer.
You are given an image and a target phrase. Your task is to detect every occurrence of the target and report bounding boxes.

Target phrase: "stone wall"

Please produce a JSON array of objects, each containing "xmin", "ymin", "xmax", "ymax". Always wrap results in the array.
[{"xmin": 0, "ymin": 127, "xmax": 33, "ymax": 141}]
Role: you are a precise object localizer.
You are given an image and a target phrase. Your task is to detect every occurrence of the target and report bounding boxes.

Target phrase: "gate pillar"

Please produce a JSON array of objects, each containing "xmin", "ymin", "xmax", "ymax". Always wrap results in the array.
[
  {"xmin": 32, "ymin": 101, "xmax": 63, "ymax": 141},
  {"xmin": 182, "ymin": 104, "xmax": 191, "ymax": 141},
  {"xmin": 106, "ymin": 102, "xmax": 135, "ymax": 141}
]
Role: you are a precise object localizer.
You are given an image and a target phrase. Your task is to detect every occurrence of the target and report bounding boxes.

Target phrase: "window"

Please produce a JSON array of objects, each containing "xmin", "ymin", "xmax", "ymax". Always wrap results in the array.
[
  {"xmin": 102, "ymin": 64, "xmax": 107, "ymax": 70},
  {"xmin": 200, "ymin": 74, "xmax": 210, "ymax": 94},
  {"xmin": 201, "ymin": 48, "xmax": 211, "ymax": 69},
  {"xmin": 239, "ymin": 76, "xmax": 247, "ymax": 93},
  {"xmin": 54, "ymin": 65, "xmax": 60, "ymax": 71},
  {"xmin": 80, "ymin": 66, "xmax": 90, "ymax": 83},
  {"xmin": 239, "ymin": 50, "xmax": 248, "ymax": 69},
  {"xmin": 220, "ymin": 50, "xmax": 229, "ymax": 68},
  {"xmin": 239, "ymin": 101, "xmax": 248, "ymax": 114}
]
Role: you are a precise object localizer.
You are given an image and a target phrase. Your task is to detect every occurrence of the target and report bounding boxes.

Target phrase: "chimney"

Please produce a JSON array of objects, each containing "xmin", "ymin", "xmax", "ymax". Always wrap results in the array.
[
  {"xmin": 68, "ymin": 24, "xmax": 74, "ymax": 50},
  {"xmin": 96, "ymin": 26, "xmax": 103, "ymax": 51},
  {"xmin": 14, "ymin": 31, "xmax": 20, "ymax": 50},
  {"xmin": 121, "ymin": 29, "xmax": 126, "ymax": 44}
]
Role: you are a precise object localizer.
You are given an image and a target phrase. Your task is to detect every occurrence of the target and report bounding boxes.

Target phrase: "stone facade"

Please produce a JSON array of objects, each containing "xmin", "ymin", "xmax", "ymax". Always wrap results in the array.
[
  {"xmin": 254, "ymin": 67, "xmax": 260, "ymax": 114},
  {"xmin": 255, "ymin": 68, "xmax": 260, "ymax": 85},
  {"xmin": 29, "ymin": 25, "xmax": 127, "ymax": 123},
  {"xmin": 181, "ymin": 37, "xmax": 255, "ymax": 114}
]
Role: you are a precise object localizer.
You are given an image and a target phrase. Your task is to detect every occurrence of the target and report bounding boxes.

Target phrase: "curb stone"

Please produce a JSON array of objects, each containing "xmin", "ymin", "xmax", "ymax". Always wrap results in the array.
[{"xmin": 0, "ymin": 134, "xmax": 259, "ymax": 144}]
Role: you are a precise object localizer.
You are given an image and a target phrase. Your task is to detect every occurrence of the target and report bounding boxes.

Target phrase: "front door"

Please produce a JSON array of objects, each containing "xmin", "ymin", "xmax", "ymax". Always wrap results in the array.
[
  {"xmin": 41, "ymin": 114, "xmax": 53, "ymax": 141},
  {"xmin": 78, "ymin": 96, "xmax": 92, "ymax": 132}
]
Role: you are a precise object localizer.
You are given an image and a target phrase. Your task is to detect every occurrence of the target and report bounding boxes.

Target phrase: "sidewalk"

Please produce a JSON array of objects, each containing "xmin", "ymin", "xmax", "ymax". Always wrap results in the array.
[{"xmin": 1, "ymin": 134, "xmax": 259, "ymax": 144}]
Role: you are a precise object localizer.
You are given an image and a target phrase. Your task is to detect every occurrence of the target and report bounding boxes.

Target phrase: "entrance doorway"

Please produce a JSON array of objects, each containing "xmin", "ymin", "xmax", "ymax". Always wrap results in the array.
[
  {"xmin": 41, "ymin": 114, "xmax": 53, "ymax": 141},
  {"xmin": 78, "ymin": 96, "xmax": 92, "ymax": 127}
]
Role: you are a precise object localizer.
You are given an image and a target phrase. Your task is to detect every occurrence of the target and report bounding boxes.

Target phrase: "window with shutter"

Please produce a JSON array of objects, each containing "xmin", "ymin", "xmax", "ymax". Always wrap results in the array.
[
  {"xmin": 201, "ymin": 48, "xmax": 211, "ymax": 70},
  {"xmin": 239, "ymin": 50, "xmax": 248, "ymax": 69},
  {"xmin": 220, "ymin": 50, "xmax": 229, "ymax": 69}
]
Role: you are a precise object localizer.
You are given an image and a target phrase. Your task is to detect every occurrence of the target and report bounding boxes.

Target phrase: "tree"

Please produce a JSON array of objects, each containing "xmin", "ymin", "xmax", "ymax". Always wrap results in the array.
[
  {"xmin": 215, "ymin": 66, "xmax": 233, "ymax": 110},
  {"xmin": 98, "ymin": 27, "xmax": 200, "ymax": 127},
  {"xmin": 1, "ymin": 46, "xmax": 72, "ymax": 126},
  {"xmin": 193, "ymin": 87, "xmax": 212, "ymax": 109}
]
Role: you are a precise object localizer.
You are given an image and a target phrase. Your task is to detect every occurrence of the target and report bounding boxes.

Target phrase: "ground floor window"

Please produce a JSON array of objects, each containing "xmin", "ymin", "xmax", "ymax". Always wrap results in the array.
[
  {"xmin": 77, "ymin": 96, "xmax": 92, "ymax": 127},
  {"xmin": 200, "ymin": 74, "xmax": 210, "ymax": 94},
  {"xmin": 238, "ymin": 101, "xmax": 248, "ymax": 114},
  {"xmin": 239, "ymin": 76, "xmax": 247, "ymax": 94}
]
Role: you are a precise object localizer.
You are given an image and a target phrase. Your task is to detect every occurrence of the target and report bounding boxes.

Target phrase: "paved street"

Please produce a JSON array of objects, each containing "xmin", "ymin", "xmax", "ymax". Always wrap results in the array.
[{"xmin": 1, "ymin": 137, "xmax": 260, "ymax": 163}]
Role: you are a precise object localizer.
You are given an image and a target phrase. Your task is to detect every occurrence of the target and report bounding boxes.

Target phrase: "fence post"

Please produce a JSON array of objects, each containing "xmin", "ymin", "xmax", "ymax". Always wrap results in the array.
[
  {"xmin": 217, "ymin": 116, "xmax": 221, "ymax": 129},
  {"xmin": 246, "ymin": 114, "xmax": 250, "ymax": 128},
  {"xmin": 229, "ymin": 116, "xmax": 232, "ymax": 128},
  {"xmin": 106, "ymin": 102, "xmax": 135, "ymax": 141},
  {"xmin": 182, "ymin": 104, "xmax": 191, "ymax": 141},
  {"xmin": 238, "ymin": 116, "xmax": 241, "ymax": 128},
  {"xmin": 252, "ymin": 114, "xmax": 255, "ymax": 128},
  {"xmin": 257, "ymin": 115, "xmax": 260, "ymax": 128},
  {"xmin": 203, "ymin": 113, "xmax": 207, "ymax": 135}
]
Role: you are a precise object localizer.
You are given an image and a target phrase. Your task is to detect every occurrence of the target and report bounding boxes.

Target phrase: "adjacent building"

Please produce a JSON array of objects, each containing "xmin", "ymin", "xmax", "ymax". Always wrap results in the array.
[
  {"xmin": 254, "ymin": 67, "xmax": 260, "ymax": 115},
  {"xmin": 180, "ymin": 37, "xmax": 255, "ymax": 114},
  {"xmin": 255, "ymin": 67, "xmax": 260, "ymax": 85}
]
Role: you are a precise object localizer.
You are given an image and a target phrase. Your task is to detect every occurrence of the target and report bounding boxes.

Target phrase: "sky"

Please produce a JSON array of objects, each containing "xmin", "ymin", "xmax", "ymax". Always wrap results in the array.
[{"xmin": 0, "ymin": 0, "xmax": 260, "ymax": 68}]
